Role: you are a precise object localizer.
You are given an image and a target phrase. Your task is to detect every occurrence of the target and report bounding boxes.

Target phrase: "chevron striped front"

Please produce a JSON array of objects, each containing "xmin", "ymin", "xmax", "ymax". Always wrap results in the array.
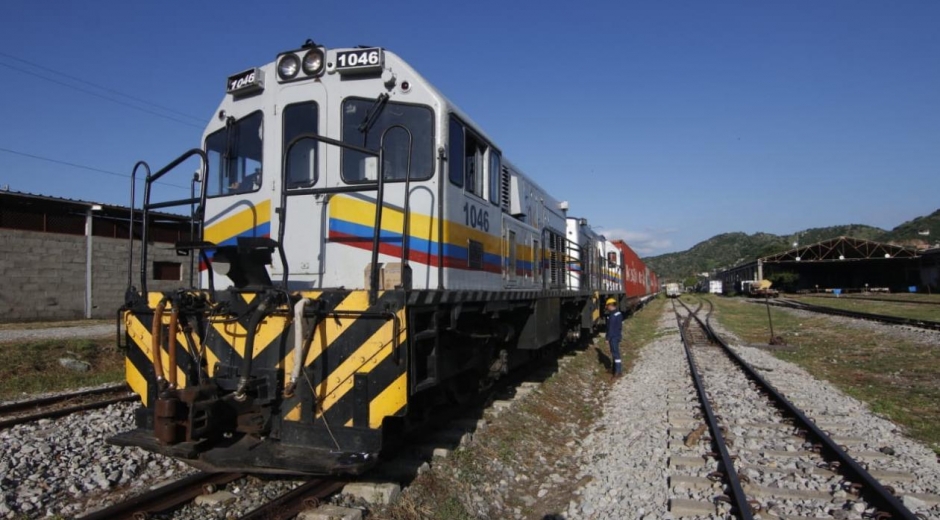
[{"xmin": 123, "ymin": 289, "xmax": 409, "ymax": 439}]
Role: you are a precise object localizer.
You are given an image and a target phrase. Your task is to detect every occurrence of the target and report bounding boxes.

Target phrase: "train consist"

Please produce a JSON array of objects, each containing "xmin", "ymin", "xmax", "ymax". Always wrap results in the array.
[{"xmin": 114, "ymin": 41, "xmax": 659, "ymax": 475}]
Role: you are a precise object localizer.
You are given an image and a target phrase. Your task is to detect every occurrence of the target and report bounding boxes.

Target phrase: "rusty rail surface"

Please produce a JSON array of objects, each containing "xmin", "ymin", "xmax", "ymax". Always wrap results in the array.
[
  {"xmin": 0, "ymin": 383, "xmax": 136, "ymax": 430},
  {"xmin": 680, "ymin": 298, "xmax": 917, "ymax": 520},
  {"xmin": 237, "ymin": 479, "xmax": 347, "ymax": 520},
  {"xmin": 75, "ymin": 472, "xmax": 243, "ymax": 520}
]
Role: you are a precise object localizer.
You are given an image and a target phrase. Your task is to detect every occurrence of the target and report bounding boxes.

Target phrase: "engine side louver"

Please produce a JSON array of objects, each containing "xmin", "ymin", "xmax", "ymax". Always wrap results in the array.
[{"xmin": 500, "ymin": 166, "xmax": 511, "ymax": 213}]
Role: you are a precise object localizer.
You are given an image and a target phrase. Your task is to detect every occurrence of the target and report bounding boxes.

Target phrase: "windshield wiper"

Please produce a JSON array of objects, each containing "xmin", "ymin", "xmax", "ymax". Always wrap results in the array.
[{"xmin": 358, "ymin": 93, "xmax": 390, "ymax": 138}]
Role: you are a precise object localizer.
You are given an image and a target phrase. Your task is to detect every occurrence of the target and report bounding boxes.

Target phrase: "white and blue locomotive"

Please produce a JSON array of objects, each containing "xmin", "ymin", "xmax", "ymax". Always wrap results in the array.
[{"xmin": 116, "ymin": 41, "xmax": 632, "ymax": 474}]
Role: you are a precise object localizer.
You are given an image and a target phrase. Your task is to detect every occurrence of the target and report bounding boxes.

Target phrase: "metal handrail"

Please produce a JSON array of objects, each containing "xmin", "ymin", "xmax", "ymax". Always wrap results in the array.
[
  {"xmin": 140, "ymin": 148, "xmax": 209, "ymax": 295},
  {"xmin": 126, "ymin": 161, "xmax": 150, "ymax": 294},
  {"xmin": 395, "ymin": 127, "xmax": 415, "ymax": 289},
  {"xmin": 189, "ymin": 173, "xmax": 200, "ymax": 287},
  {"xmin": 436, "ymin": 147, "xmax": 446, "ymax": 290},
  {"xmin": 281, "ymin": 126, "xmax": 414, "ymax": 304},
  {"xmin": 371, "ymin": 125, "xmax": 413, "ymax": 302}
]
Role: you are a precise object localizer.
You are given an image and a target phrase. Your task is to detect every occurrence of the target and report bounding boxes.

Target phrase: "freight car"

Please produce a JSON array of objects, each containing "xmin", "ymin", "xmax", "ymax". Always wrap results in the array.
[
  {"xmin": 610, "ymin": 240, "xmax": 659, "ymax": 310},
  {"xmin": 113, "ymin": 41, "xmax": 652, "ymax": 475}
]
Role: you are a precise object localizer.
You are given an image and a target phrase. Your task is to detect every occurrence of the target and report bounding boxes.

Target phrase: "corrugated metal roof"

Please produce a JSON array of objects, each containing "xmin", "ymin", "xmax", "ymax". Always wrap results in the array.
[{"xmin": 0, "ymin": 189, "xmax": 191, "ymax": 221}]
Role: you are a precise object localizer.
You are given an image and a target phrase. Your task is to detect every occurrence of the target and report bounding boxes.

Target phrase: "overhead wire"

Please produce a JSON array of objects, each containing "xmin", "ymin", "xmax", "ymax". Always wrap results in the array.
[
  {"xmin": 0, "ymin": 60, "xmax": 204, "ymax": 129},
  {"xmin": 0, "ymin": 146, "xmax": 190, "ymax": 190},
  {"xmin": 0, "ymin": 52, "xmax": 205, "ymax": 193},
  {"xmin": 0, "ymin": 50, "xmax": 205, "ymax": 124}
]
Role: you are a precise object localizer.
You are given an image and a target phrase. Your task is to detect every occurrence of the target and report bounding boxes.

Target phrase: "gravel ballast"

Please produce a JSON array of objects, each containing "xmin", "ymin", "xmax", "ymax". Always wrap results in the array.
[
  {"xmin": 0, "ymin": 401, "xmax": 193, "ymax": 519},
  {"xmin": 571, "ymin": 304, "xmax": 940, "ymax": 519},
  {"xmin": 570, "ymin": 310, "xmax": 678, "ymax": 519}
]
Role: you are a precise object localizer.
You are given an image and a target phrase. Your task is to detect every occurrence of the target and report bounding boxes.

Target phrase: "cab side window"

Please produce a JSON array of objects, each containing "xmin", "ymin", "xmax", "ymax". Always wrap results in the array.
[
  {"xmin": 464, "ymin": 131, "xmax": 486, "ymax": 198},
  {"xmin": 448, "ymin": 115, "xmax": 489, "ymax": 199},
  {"xmin": 488, "ymin": 151, "xmax": 501, "ymax": 205},
  {"xmin": 448, "ymin": 116, "xmax": 464, "ymax": 187}
]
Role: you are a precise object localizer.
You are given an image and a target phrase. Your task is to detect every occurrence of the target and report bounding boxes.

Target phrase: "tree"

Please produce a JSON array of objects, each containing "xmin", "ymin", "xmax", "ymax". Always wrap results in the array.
[{"xmin": 767, "ymin": 271, "xmax": 799, "ymax": 293}]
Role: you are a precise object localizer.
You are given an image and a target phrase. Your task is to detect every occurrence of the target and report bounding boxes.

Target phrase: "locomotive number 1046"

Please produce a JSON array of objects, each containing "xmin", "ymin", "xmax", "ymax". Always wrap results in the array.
[{"xmin": 463, "ymin": 202, "xmax": 490, "ymax": 232}]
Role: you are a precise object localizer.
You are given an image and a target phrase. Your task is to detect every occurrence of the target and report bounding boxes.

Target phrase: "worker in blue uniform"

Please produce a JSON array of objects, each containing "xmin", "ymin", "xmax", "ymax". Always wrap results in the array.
[{"xmin": 605, "ymin": 298, "xmax": 623, "ymax": 377}]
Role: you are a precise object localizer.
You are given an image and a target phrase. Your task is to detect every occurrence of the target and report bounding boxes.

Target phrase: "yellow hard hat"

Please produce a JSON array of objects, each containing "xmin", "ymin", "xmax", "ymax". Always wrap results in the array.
[{"xmin": 606, "ymin": 298, "xmax": 617, "ymax": 306}]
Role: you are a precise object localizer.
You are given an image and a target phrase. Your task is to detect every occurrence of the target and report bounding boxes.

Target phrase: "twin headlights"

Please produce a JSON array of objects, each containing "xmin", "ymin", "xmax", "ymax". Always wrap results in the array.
[{"xmin": 277, "ymin": 49, "xmax": 324, "ymax": 81}]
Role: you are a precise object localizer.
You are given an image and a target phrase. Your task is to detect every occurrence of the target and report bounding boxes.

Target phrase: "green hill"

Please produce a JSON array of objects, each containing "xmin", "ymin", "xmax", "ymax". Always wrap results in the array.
[
  {"xmin": 881, "ymin": 209, "xmax": 940, "ymax": 245},
  {"xmin": 644, "ymin": 232, "xmax": 787, "ymax": 281},
  {"xmin": 644, "ymin": 210, "xmax": 939, "ymax": 281}
]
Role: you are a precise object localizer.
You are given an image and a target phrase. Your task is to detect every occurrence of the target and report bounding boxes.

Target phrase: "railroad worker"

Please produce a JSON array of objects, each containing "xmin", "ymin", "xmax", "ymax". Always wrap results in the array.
[{"xmin": 605, "ymin": 298, "xmax": 624, "ymax": 377}]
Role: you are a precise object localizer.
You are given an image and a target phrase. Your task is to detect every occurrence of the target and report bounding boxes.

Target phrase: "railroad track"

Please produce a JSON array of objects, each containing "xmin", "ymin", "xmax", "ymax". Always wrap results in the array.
[
  {"xmin": 796, "ymin": 295, "xmax": 940, "ymax": 306},
  {"xmin": 73, "ymin": 470, "xmax": 346, "ymax": 520},
  {"xmin": 752, "ymin": 299, "xmax": 940, "ymax": 331},
  {"xmin": 0, "ymin": 383, "xmax": 137, "ymax": 430},
  {"xmin": 756, "ymin": 298, "xmax": 940, "ymax": 332},
  {"xmin": 236, "ymin": 478, "xmax": 347, "ymax": 520},
  {"xmin": 75, "ymin": 472, "xmax": 244, "ymax": 520},
  {"xmin": 69, "ymin": 339, "xmax": 572, "ymax": 519},
  {"xmin": 670, "ymin": 298, "xmax": 920, "ymax": 519}
]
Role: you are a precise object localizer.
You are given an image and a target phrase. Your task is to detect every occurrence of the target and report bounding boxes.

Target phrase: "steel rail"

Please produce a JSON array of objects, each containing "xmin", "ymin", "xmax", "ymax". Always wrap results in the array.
[
  {"xmin": 0, "ymin": 383, "xmax": 129, "ymax": 415},
  {"xmin": 672, "ymin": 300, "xmax": 754, "ymax": 519},
  {"xmin": 761, "ymin": 298, "xmax": 940, "ymax": 331},
  {"xmin": 0, "ymin": 384, "xmax": 136, "ymax": 430},
  {"xmin": 75, "ymin": 472, "xmax": 243, "ymax": 520},
  {"xmin": 693, "ymin": 298, "xmax": 918, "ymax": 520},
  {"xmin": 801, "ymin": 295, "xmax": 940, "ymax": 306},
  {"xmin": 237, "ymin": 479, "xmax": 347, "ymax": 520}
]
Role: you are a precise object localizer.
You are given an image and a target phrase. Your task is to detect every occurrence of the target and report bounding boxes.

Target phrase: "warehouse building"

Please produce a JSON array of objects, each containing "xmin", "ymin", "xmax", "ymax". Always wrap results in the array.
[
  {"xmin": 716, "ymin": 237, "xmax": 928, "ymax": 294},
  {"xmin": 0, "ymin": 191, "xmax": 193, "ymax": 322}
]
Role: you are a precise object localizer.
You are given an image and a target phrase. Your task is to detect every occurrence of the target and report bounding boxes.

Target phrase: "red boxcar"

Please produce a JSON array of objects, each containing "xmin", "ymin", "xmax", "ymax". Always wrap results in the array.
[{"xmin": 612, "ymin": 240, "xmax": 656, "ymax": 305}]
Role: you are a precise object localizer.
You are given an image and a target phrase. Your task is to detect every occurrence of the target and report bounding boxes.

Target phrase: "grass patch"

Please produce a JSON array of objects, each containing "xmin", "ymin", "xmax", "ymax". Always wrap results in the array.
[
  {"xmin": 792, "ymin": 295, "xmax": 940, "ymax": 322},
  {"xmin": 375, "ymin": 300, "xmax": 667, "ymax": 520},
  {"xmin": 800, "ymin": 293, "xmax": 940, "ymax": 304},
  {"xmin": 623, "ymin": 296, "xmax": 668, "ymax": 355},
  {"xmin": 0, "ymin": 338, "xmax": 125, "ymax": 401},
  {"xmin": 706, "ymin": 295, "xmax": 940, "ymax": 454}
]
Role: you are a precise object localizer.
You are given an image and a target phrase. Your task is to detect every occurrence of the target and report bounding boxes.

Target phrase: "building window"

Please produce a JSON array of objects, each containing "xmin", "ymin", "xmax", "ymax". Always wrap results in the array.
[{"xmin": 153, "ymin": 261, "xmax": 181, "ymax": 281}]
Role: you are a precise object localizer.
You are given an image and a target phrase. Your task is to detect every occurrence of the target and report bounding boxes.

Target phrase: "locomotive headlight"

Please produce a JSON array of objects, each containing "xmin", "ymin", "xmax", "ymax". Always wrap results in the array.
[
  {"xmin": 302, "ymin": 49, "xmax": 324, "ymax": 75},
  {"xmin": 277, "ymin": 54, "xmax": 300, "ymax": 80}
]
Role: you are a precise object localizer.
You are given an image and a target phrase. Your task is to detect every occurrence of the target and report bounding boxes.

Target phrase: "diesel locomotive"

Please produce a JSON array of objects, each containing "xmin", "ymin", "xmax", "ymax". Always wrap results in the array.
[{"xmin": 113, "ymin": 40, "xmax": 658, "ymax": 475}]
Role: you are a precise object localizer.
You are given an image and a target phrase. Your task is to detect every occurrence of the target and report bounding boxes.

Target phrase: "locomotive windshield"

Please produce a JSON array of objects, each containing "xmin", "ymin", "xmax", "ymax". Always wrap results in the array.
[
  {"xmin": 341, "ymin": 98, "xmax": 434, "ymax": 183},
  {"xmin": 205, "ymin": 111, "xmax": 264, "ymax": 197},
  {"xmin": 283, "ymin": 102, "xmax": 319, "ymax": 189}
]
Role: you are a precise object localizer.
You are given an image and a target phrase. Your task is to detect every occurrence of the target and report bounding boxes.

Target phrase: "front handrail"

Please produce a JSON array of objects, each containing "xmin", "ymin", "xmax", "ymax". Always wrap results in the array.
[
  {"xmin": 127, "ymin": 161, "xmax": 151, "ymax": 295},
  {"xmin": 394, "ymin": 126, "xmax": 415, "ymax": 289},
  {"xmin": 140, "ymin": 148, "xmax": 209, "ymax": 295},
  {"xmin": 281, "ymin": 126, "xmax": 413, "ymax": 304}
]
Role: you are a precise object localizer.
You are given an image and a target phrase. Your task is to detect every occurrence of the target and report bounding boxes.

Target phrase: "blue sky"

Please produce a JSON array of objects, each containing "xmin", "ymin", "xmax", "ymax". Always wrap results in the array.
[{"xmin": 1, "ymin": 1, "xmax": 937, "ymax": 256}]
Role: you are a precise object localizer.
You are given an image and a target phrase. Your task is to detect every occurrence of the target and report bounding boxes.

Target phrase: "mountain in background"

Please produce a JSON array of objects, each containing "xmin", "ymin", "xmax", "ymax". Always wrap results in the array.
[{"xmin": 644, "ymin": 209, "xmax": 940, "ymax": 281}]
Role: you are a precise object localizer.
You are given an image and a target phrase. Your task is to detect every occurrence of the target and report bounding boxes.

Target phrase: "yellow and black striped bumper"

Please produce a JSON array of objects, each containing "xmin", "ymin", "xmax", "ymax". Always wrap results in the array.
[{"xmin": 117, "ymin": 289, "xmax": 408, "ymax": 474}]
